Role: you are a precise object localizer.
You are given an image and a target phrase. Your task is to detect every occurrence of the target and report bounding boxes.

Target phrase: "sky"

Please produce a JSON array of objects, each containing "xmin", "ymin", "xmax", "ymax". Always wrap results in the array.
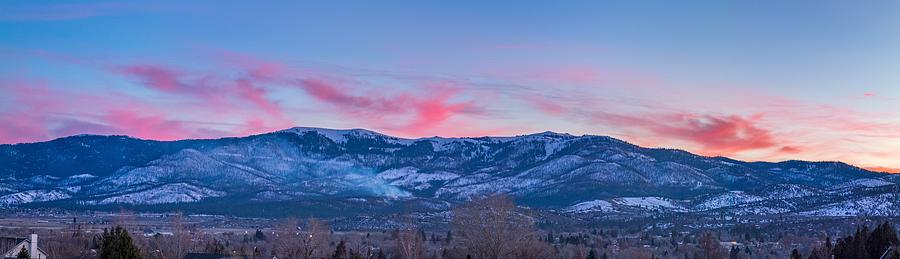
[{"xmin": 1, "ymin": 1, "xmax": 900, "ymax": 171}]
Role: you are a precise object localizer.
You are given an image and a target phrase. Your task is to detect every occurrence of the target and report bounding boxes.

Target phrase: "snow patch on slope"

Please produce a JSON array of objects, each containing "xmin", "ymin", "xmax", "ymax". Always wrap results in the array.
[
  {"xmin": 89, "ymin": 183, "xmax": 226, "ymax": 205},
  {"xmin": 565, "ymin": 197, "xmax": 685, "ymax": 213},
  {"xmin": 613, "ymin": 197, "xmax": 684, "ymax": 211},
  {"xmin": 376, "ymin": 167, "xmax": 459, "ymax": 190},
  {"xmin": 799, "ymin": 193, "xmax": 900, "ymax": 217},
  {"xmin": 0, "ymin": 190, "xmax": 71, "ymax": 206},
  {"xmin": 832, "ymin": 178, "xmax": 893, "ymax": 189},
  {"xmin": 695, "ymin": 191, "xmax": 764, "ymax": 211},
  {"xmin": 565, "ymin": 200, "xmax": 614, "ymax": 213},
  {"xmin": 281, "ymin": 127, "xmax": 413, "ymax": 145},
  {"xmin": 761, "ymin": 184, "xmax": 818, "ymax": 199}
]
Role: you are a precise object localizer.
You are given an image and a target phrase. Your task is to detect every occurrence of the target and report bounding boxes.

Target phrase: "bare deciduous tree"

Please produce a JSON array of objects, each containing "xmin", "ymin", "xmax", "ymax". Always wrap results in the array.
[
  {"xmin": 273, "ymin": 218, "xmax": 332, "ymax": 258},
  {"xmin": 396, "ymin": 228, "xmax": 426, "ymax": 259},
  {"xmin": 274, "ymin": 218, "xmax": 302, "ymax": 258},
  {"xmin": 299, "ymin": 218, "xmax": 332, "ymax": 259},
  {"xmin": 347, "ymin": 232, "xmax": 378, "ymax": 259},
  {"xmin": 698, "ymin": 231, "xmax": 725, "ymax": 259},
  {"xmin": 147, "ymin": 213, "xmax": 192, "ymax": 259},
  {"xmin": 451, "ymin": 194, "xmax": 544, "ymax": 259},
  {"xmin": 43, "ymin": 231, "xmax": 92, "ymax": 259}
]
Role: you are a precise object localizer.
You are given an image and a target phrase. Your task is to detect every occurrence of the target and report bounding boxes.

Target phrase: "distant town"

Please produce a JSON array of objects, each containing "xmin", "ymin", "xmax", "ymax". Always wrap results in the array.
[{"xmin": 1, "ymin": 195, "xmax": 899, "ymax": 259}]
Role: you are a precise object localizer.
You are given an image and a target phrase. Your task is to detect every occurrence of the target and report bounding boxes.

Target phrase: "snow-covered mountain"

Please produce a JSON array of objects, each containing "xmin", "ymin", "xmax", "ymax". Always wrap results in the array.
[{"xmin": 1, "ymin": 127, "xmax": 898, "ymax": 218}]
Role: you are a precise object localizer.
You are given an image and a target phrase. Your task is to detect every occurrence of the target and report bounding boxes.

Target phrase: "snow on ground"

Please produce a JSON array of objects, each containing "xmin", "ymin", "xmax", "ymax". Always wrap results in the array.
[
  {"xmin": 832, "ymin": 178, "xmax": 894, "ymax": 189},
  {"xmin": 376, "ymin": 167, "xmax": 420, "ymax": 180},
  {"xmin": 0, "ymin": 190, "xmax": 71, "ymax": 206},
  {"xmin": 376, "ymin": 167, "xmax": 459, "ymax": 189},
  {"xmin": 565, "ymin": 200, "xmax": 615, "ymax": 213},
  {"xmin": 799, "ymin": 193, "xmax": 900, "ymax": 217},
  {"xmin": 68, "ymin": 174, "xmax": 97, "ymax": 179},
  {"xmin": 565, "ymin": 197, "xmax": 685, "ymax": 213},
  {"xmin": 282, "ymin": 127, "xmax": 413, "ymax": 145},
  {"xmin": 762, "ymin": 184, "xmax": 817, "ymax": 199},
  {"xmin": 90, "ymin": 183, "xmax": 226, "ymax": 205},
  {"xmin": 612, "ymin": 197, "xmax": 684, "ymax": 211},
  {"xmin": 694, "ymin": 191, "xmax": 764, "ymax": 211}
]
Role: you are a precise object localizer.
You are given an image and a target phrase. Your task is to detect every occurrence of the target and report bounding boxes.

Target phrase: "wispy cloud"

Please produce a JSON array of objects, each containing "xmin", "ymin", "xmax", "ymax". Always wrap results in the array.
[
  {"xmin": 590, "ymin": 111, "xmax": 779, "ymax": 155},
  {"xmin": 1, "ymin": 80, "xmax": 199, "ymax": 142},
  {"xmin": 294, "ymin": 79, "xmax": 478, "ymax": 136},
  {"xmin": 9, "ymin": 48, "xmax": 900, "ymax": 169}
]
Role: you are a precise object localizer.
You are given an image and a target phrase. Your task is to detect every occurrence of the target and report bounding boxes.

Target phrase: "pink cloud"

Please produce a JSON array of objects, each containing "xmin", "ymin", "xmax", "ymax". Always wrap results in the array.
[
  {"xmin": 404, "ymin": 87, "xmax": 474, "ymax": 135},
  {"xmin": 49, "ymin": 119, "xmax": 118, "ymax": 137},
  {"xmin": 0, "ymin": 81, "xmax": 62, "ymax": 143},
  {"xmin": 522, "ymin": 95, "xmax": 567, "ymax": 115},
  {"xmin": 104, "ymin": 109, "xmax": 190, "ymax": 141},
  {"xmin": 778, "ymin": 145, "xmax": 803, "ymax": 154},
  {"xmin": 486, "ymin": 65, "xmax": 661, "ymax": 88},
  {"xmin": 294, "ymin": 79, "xmax": 477, "ymax": 136},
  {"xmin": 297, "ymin": 79, "xmax": 389, "ymax": 110},
  {"xmin": 236, "ymin": 118, "xmax": 279, "ymax": 136},
  {"xmin": 864, "ymin": 166, "xmax": 900, "ymax": 174},
  {"xmin": 593, "ymin": 112, "xmax": 778, "ymax": 155},
  {"xmin": 0, "ymin": 80, "xmax": 229, "ymax": 144},
  {"xmin": 233, "ymin": 78, "xmax": 286, "ymax": 122},
  {"xmin": 113, "ymin": 61, "xmax": 289, "ymax": 127},
  {"xmin": 17, "ymin": 49, "xmax": 896, "ymax": 170},
  {"xmin": 212, "ymin": 50, "xmax": 285, "ymax": 80},
  {"xmin": 117, "ymin": 64, "xmax": 185, "ymax": 92},
  {"xmin": 526, "ymin": 67, "xmax": 600, "ymax": 85},
  {"xmin": 0, "ymin": 114, "xmax": 47, "ymax": 144}
]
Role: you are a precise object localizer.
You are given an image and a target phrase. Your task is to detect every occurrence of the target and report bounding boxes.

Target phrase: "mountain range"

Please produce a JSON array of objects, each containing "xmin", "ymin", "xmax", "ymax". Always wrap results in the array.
[{"xmin": 1, "ymin": 127, "xmax": 898, "ymax": 218}]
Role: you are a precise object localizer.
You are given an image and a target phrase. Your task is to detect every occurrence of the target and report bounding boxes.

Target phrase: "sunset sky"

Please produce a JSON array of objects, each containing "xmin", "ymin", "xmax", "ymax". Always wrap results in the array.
[{"xmin": 2, "ymin": 1, "xmax": 899, "ymax": 170}]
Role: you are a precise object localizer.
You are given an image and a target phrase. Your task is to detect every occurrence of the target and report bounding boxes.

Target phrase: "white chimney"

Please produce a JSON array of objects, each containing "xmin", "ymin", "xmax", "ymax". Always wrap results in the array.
[{"xmin": 29, "ymin": 233, "xmax": 37, "ymax": 259}]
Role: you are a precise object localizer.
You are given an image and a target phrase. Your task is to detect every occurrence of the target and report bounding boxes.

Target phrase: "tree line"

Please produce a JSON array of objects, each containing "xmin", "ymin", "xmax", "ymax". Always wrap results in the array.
[{"xmin": 31, "ymin": 197, "xmax": 900, "ymax": 259}]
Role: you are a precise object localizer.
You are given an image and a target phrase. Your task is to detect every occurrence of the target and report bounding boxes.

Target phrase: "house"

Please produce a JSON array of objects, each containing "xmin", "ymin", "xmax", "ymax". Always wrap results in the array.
[{"xmin": 1, "ymin": 234, "xmax": 48, "ymax": 259}]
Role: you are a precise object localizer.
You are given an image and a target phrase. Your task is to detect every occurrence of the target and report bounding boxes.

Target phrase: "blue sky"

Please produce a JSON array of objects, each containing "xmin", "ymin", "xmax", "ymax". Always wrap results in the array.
[{"xmin": 2, "ymin": 1, "xmax": 899, "ymax": 170}]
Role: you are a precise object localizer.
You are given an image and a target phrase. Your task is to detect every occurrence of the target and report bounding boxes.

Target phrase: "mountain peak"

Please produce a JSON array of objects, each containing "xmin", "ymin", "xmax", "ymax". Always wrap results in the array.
[
  {"xmin": 278, "ymin": 127, "xmax": 410, "ymax": 143},
  {"xmin": 534, "ymin": 131, "xmax": 575, "ymax": 137}
]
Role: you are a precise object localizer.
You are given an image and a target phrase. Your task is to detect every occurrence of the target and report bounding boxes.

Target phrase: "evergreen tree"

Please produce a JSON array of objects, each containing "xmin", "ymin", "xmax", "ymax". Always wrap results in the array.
[
  {"xmin": 868, "ymin": 222, "xmax": 899, "ymax": 258},
  {"xmin": 729, "ymin": 246, "xmax": 740, "ymax": 259},
  {"xmin": 587, "ymin": 249, "xmax": 598, "ymax": 259},
  {"xmin": 831, "ymin": 224, "xmax": 898, "ymax": 259},
  {"xmin": 254, "ymin": 229, "xmax": 266, "ymax": 241},
  {"xmin": 790, "ymin": 249, "xmax": 802, "ymax": 259},
  {"xmin": 332, "ymin": 240, "xmax": 347, "ymax": 259},
  {"xmin": 16, "ymin": 246, "xmax": 29, "ymax": 258},
  {"xmin": 99, "ymin": 225, "xmax": 142, "ymax": 259},
  {"xmin": 205, "ymin": 239, "xmax": 225, "ymax": 254},
  {"xmin": 375, "ymin": 250, "xmax": 387, "ymax": 259}
]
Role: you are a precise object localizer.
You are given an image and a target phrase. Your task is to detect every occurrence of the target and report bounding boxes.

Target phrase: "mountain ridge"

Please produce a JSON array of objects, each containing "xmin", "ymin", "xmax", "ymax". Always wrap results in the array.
[
  {"xmin": 1, "ymin": 127, "xmax": 874, "ymax": 170},
  {"xmin": 1, "ymin": 126, "xmax": 897, "ymax": 219}
]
